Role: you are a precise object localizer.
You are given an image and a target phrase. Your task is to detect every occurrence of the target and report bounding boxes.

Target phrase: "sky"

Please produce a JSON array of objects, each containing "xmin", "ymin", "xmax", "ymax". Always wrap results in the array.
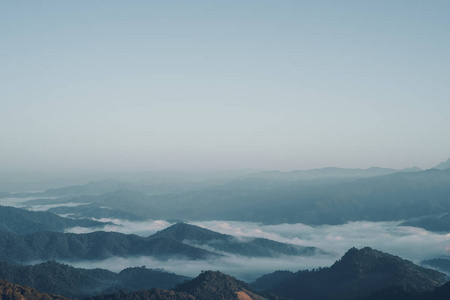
[{"xmin": 1, "ymin": 1, "xmax": 450, "ymax": 173}]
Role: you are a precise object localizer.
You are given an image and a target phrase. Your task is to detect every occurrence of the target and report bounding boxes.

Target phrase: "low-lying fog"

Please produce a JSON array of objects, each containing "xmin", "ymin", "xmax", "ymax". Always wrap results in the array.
[
  {"xmin": 67, "ymin": 218, "xmax": 450, "ymax": 261},
  {"xmin": 4, "ymin": 196, "xmax": 449, "ymax": 281},
  {"xmin": 63, "ymin": 218, "xmax": 450, "ymax": 281},
  {"xmin": 0, "ymin": 196, "xmax": 68, "ymax": 210},
  {"xmin": 63, "ymin": 254, "xmax": 333, "ymax": 282}
]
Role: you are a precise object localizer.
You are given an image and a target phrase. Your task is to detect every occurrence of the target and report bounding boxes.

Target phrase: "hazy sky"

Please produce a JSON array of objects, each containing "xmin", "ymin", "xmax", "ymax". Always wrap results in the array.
[{"xmin": 1, "ymin": 1, "xmax": 450, "ymax": 172}]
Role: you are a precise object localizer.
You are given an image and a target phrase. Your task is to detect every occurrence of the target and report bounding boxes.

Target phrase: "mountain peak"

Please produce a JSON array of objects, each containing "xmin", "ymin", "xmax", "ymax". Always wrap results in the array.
[
  {"xmin": 151, "ymin": 223, "xmax": 228, "ymax": 241},
  {"xmin": 331, "ymin": 247, "xmax": 446, "ymax": 287},
  {"xmin": 271, "ymin": 247, "xmax": 447, "ymax": 300},
  {"xmin": 175, "ymin": 271, "xmax": 269, "ymax": 300}
]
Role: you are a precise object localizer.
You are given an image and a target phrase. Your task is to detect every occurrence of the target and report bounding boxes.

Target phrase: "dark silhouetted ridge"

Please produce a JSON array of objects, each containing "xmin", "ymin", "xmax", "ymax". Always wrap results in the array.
[
  {"xmin": 151, "ymin": 222, "xmax": 228, "ymax": 242},
  {"xmin": 0, "ymin": 230, "xmax": 220, "ymax": 262},
  {"xmin": 175, "ymin": 271, "xmax": 277, "ymax": 300},
  {"xmin": 269, "ymin": 247, "xmax": 446, "ymax": 300}
]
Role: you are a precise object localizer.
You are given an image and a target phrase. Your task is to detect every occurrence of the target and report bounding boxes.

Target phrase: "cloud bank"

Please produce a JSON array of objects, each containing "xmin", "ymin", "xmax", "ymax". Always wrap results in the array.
[
  {"xmin": 193, "ymin": 220, "xmax": 450, "ymax": 263},
  {"xmin": 67, "ymin": 218, "xmax": 450, "ymax": 262},
  {"xmin": 63, "ymin": 218, "xmax": 450, "ymax": 282}
]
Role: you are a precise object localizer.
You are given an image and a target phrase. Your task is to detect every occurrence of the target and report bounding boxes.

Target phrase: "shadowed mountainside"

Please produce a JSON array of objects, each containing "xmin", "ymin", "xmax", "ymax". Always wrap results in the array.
[
  {"xmin": 150, "ymin": 222, "xmax": 322, "ymax": 257},
  {"xmin": 264, "ymin": 247, "xmax": 447, "ymax": 300},
  {"xmin": 0, "ymin": 260, "xmax": 189, "ymax": 299},
  {"xmin": 0, "ymin": 230, "xmax": 219, "ymax": 262},
  {"xmin": 0, "ymin": 205, "xmax": 106, "ymax": 234}
]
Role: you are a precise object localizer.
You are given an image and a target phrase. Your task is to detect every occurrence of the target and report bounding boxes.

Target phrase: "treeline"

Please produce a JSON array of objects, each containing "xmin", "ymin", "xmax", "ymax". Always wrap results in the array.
[{"xmin": 0, "ymin": 261, "xmax": 189, "ymax": 299}]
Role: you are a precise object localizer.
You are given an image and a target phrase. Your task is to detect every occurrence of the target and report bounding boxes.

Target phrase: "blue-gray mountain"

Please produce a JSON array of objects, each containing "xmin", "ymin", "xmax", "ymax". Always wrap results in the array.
[
  {"xmin": 0, "ymin": 205, "xmax": 106, "ymax": 234},
  {"xmin": 26, "ymin": 169, "xmax": 450, "ymax": 229},
  {"xmin": 0, "ymin": 223, "xmax": 321, "ymax": 263},
  {"xmin": 433, "ymin": 158, "xmax": 450, "ymax": 170},
  {"xmin": 150, "ymin": 222, "xmax": 323, "ymax": 257},
  {"xmin": 0, "ymin": 230, "xmax": 219, "ymax": 262}
]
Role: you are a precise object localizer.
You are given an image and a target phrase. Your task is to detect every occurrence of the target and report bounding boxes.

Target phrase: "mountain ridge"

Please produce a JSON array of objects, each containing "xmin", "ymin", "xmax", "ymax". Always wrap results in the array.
[
  {"xmin": 0, "ymin": 230, "xmax": 220, "ymax": 262},
  {"xmin": 267, "ymin": 247, "xmax": 447, "ymax": 300},
  {"xmin": 150, "ymin": 222, "xmax": 323, "ymax": 257},
  {"xmin": 0, "ymin": 205, "xmax": 106, "ymax": 234}
]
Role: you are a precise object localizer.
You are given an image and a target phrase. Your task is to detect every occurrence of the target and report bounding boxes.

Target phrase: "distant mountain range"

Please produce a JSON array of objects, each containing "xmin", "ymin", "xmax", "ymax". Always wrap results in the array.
[
  {"xmin": 13, "ymin": 168, "xmax": 450, "ymax": 231},
  {"xmin": 0, "ymin": 230, "xmax": 219, "ymax": 262},
  {"xmin": 23, "ymin": 189, "xmax": 158, "ymax": 220},
  {"xmin": 247, "ymin": 166, "xmax": 422, "ymax": 181},
  {"xmin": 3, "ymin": 159, "xmax": 450, "ymax": 233}
]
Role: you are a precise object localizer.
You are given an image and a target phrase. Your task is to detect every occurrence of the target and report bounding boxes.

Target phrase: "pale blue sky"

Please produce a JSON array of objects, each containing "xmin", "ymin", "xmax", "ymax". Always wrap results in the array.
[{"xmin": 1, "ymin": 1, "xmax": 449, "ymax": 172}]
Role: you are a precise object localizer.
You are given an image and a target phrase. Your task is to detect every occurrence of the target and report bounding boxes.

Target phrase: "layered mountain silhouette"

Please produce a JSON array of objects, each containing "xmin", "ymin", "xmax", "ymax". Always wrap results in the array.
[
  {"xmin": 21, "ymin": 169, "xmax": 450, "ymax": 228},
  {"xmin": 0, "ymin": 230, "xmax": 219, "ymax": 262},
  {"xmin": 150, "ymin": 222, "xmax": 322, "ymax": 257},
  {"xmin": 11, "ymin": 164, "xmax": 450, "ymax": 235},
  {"xmin": 38, "ymin": 179, "xmax": 142, "ymax": 197},
  {"xmin": 262, "ymin": 247, "xmax": 447, "ymax": 300},
  {"xmin": 23, "ymin": 189, "xmax": 160, "ymax": 220},
  {"xmin": 248, "ymin": 166, "xmax": 421, "ymax": 181},
  {"xmin": 0, "ymin": 223, "xmax": 319, "ymax": 263},
  {"xmin": 0, "ymin": 205, "xmax": 105, "ymax": 234}
]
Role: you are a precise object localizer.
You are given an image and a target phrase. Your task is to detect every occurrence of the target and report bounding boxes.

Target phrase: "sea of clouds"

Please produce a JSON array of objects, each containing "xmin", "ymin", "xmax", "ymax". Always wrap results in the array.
[
  {"xmin": 5, "ymin": 195, "xmax": 449, "ymax": 281},
  {"xmin": 62, "ymin": 218, "xmax": 450, "ymax": 281}
]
